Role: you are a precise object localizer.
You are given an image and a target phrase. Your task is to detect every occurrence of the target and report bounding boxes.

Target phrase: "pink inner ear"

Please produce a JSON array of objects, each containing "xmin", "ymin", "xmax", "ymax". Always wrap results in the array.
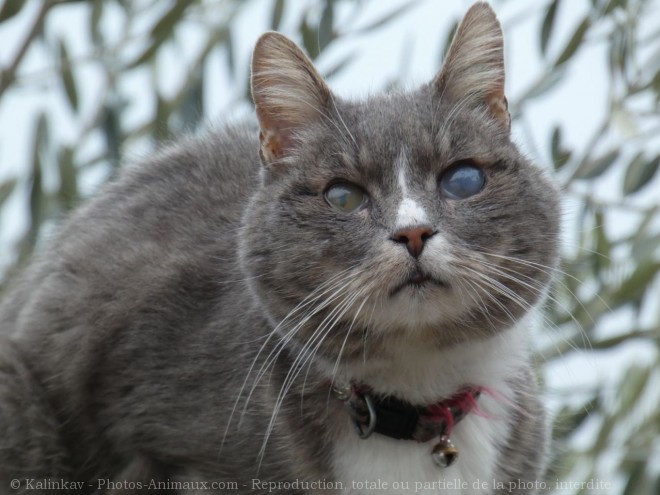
[
  {"xmin": 258, "ymin": 122, "xmax": 297, "ymax": 163},
  {"xmin": 486, "ymin": 91, "xmax": 510, "ymax": 130}
]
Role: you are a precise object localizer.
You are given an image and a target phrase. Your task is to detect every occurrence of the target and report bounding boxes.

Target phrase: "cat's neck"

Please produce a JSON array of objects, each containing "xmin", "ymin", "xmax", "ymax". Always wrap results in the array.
[{"xmin": 327, "ymin": 313, "xmax": 535, "ymax": 406}]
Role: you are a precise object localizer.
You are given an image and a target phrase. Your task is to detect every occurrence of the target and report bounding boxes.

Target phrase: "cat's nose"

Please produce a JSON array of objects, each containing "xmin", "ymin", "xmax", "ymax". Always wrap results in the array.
[{"xmin": 391, "ymin": 226, "xmax": 436, "ymax": 259}]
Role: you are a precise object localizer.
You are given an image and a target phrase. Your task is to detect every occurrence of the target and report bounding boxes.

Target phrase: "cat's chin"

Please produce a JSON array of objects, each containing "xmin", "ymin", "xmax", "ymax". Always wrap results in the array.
[
  {"xmin": 366, "ymin": 283, "xmax": 469, "ymax": 332},
  {"xmin": 389, "ymin": 275, "xmax": 450, "ymax": 297}
]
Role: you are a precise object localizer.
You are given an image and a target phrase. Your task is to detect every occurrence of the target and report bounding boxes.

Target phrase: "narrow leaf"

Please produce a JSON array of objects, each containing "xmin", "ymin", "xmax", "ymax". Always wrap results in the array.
[
  {"xmin": 604, "ymin": 0, "xmax": 628, "ymax": 15},
  {"xmin": 0, "ymin": 179, "xmax": 17, "ymax": 205},
  {"xmin": 610, "ymin": 260, "xmax": 660, "ymax": 306},
  {"xmin": 58, "ymin": 39, "xmax": 78, "ymax": 111},
  {"xmin": 623, "ymin": 154, "xmax": 660, "ymax": 195},
  {"xmin": 300, "ymin": 17, "xmax": 319, "ymax": 60},
  {"xmin": 154, "ymin": 95, "xmax": 171, "ymax": 142},
  {"xmin": 221, "ymin": 27, "xmax": 234, "ymax": 75},
  {"xmin": 551, "ymin": 126, "xmax": 571, "ymax": 170},
  {"xmin": 127, "ymin": 42, "xmax": 160, "ymax": 69},
  {"xmin": 271, "ymin": 0, "xmax": 284, "ymax": 31},
  {"xmin": 28, "ymin": 114, "xmax": 48, "ymax": 245},
  {"xmin": 573, "ymin": 149, "xmax": 619, "ymax": 180},
  {"xmin": 631, "ymin": 233, "xmax": 660, "ymax": 261},
  {"xmin": 540, "ymin": 0, "xmax": 559, "ymax": 55},
  {"xmin": 593, "ymin": 208, "xmax": 611, "ymax": 272},
  {"xmin": 177, "ymin": 71, "xmax": 204, "ymax": 131},
  {"xmin": 150, "ymin": 1, "xmax": 189, "ymax": 43},
  {"xmin": 57, "ymin": 146, "xmax": 77, "ymax": 210},
  {"xmin": 555, "ymin": 17, "xmax": 591, "ymax": 67},
  {"xmin": 622, "ymin": 460, "xmax": 650, "ymax": 495},
  {"xmin": 617, "ymin": 365, "xmax": 650, "ymax": 416},
  {"xmin": 89, "ymin": 0, "xmax": 104, "ymax": 46},
  {"xmin": 102, "ymin": 105, "xmax": 121, "ymax": 166},
  {"xmin": 0, "ymin": 0, "xmax": 24, "ymax": 22},
  {"xmin": 127, "ymin": 2, "xmax": 191, "ymax": 68},
  {"xmin": 439, "ymin": 20, "xmax": 459, "ymax": 63},
  {"xmin": 318, "ymin": 1, "xmax": 335, "ymax": 53}
]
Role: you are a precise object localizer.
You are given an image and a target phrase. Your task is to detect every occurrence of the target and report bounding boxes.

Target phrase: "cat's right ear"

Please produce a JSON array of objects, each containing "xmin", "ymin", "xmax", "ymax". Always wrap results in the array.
[
  {"xmin": 433, "ymin": 2, "xmax": 510, "ymax": 131},
  {"xmin": 251, "ymin": 32, "xmax": 331, "ymax": 169}
]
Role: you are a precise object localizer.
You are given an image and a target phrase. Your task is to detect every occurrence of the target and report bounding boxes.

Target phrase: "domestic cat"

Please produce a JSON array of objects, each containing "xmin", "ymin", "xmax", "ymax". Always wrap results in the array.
[{"xmin": 0, "ymin": 2, "xmax": 559, "ymax": 494}]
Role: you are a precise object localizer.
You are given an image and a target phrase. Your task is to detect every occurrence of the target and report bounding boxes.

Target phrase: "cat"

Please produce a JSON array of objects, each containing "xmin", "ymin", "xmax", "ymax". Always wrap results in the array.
[{"xmin": 0, "ymin": 2, "xmax": 560, "ymax": 494}]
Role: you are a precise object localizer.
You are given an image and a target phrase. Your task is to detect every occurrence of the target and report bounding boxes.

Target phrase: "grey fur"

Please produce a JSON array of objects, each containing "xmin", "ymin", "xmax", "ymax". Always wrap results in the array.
[{"xmin": 0, "ymin": 3, "xmax": 559, "ymax": 494}]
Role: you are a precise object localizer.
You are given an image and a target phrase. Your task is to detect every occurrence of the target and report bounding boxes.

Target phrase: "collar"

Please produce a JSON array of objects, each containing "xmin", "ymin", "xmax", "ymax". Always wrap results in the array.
[{"xmin": 333, "ymin": 383, "xmax": 482, "ymax": 467}]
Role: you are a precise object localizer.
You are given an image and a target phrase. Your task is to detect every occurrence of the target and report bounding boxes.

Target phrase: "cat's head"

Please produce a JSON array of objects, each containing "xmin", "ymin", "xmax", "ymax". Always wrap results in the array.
[{"xmin": 240, "ymin": 2, "xmax": 560, "ymax": 357}]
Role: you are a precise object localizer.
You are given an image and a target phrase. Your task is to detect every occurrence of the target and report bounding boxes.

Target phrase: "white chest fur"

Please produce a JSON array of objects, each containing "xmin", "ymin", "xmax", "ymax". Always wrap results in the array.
[{"xmin": 331, "ymin": 318, "xmax": 533, "ymax": 495}]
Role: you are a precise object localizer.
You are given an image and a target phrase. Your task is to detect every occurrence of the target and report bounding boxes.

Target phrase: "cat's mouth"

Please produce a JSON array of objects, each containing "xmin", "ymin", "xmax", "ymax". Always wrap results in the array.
[{"xmin": 390, "ymin": 271, "xmax": 449, "ymax": 296}]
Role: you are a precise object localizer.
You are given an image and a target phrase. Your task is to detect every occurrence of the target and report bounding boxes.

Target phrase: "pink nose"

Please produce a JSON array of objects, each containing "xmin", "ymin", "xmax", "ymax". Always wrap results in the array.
[{"xmin": 391, "ymin": 226, "xmax": 435, "ymax": 258}]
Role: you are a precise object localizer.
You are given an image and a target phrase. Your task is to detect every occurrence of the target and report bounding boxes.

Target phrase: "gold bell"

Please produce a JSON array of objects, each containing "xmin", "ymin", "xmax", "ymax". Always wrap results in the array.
[{"xmin": 431, "ymin": 436, "xmax": 458, "ymax": 468}]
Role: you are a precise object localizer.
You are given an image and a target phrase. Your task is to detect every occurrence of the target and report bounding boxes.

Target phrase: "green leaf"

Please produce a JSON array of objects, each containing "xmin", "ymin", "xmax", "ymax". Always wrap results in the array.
[
  {"xmin": 300, "ymin": 17, "xmax": 319, "ymax": 60},
  {"xmin": 102, "ymin": 104, "xmax": 121, "ymax": 165},
  {"xmin": 150, "ymin": 1, "xmax": 190, "ymax": 43},
  {"xmin": 617, "ymin": 365, "xmax": 650, "ymax": 416},
  {"xmin": 573, "ymin": 149, "xmax": 619, "ymax": 180},
  {"xmin": 57, "ymin": 146, "xmax": 77, "ymax": 210},
  {"xmin": 271, "ymin": 0, "xmax": 284, "ymax": 31},
  {"xmin": 609, "ymin": 25, "xmax": 629, "ymax": 77},
  {"xmin": 89, "ymin": 0, "xmax": 104, "ymax": 46},
  {"xmin": 540, "ymin": 0, "xmax": 559, "ymax": 55},
  {"xmin": 553, "ymin": 398, "xmax": 597, "ymax": 436},
  {"xmin": 28, "ymin": 114, "xmax": 49, "ymax": 245},
  {"xmin": 58, "ymin": 39, "xmax": 78, "ymax": 112},
  {"xmin": 593, "ymin": 208, "xmax": 611, "ymax": 272},
  {"xmin": 154, "ymin": 94, "xmax": 171, "ymax": 142},
  {"xmin": 222, "ymin": 26, "xmax": 234, "ymax": 75},
  {"xmin": 127, "ymin": 1, "xmax": 192, "ymax": 68},
  {"xmin": 610, "ymin": 260, "xmax": 660, "ymax": 307},
  {"xmin": 555, "ymin": 17, "xmax": 591, "ymax": 67},
  {"xmin": 0, "ymin": 0, "xmax": 24, "ymax": 22},
  {"xmin": 439, "ymin": 20, "xmax": 459, "ymax": 63},
  {"xmin": 631, "ymin": 233, "xmax": 660, "ymax": 262},
  {"xmin": 34, "ymin": 112, "xmax": 49, "ymax": 159},
  {"xmin": 623, "ymin": 154, "xmax": 660, "ymax": 195},
  {"xmin": 177, "ymin": 70, "xmax": 204, "ymax": 131},
  {"xmin": 318, "ymin": 0, "xmax": 335, "ymax": 53},
  {"xmin": 622, "ymin": 459, "xmax": 650, "ymax": 495},
  {"xmin": 551, "ymin": 126, "xmax": 571, "ymax": 170},
  {"xmin": 127, "ymin": 42, "xmax": 160, "ymax": 69},
  {"xmin": 604, "ymin": 0, "xmax": 628, "ymax": 16},
  {"xmin": 0, "ymin": 179, "xmax": 17, "ymax": 205}
]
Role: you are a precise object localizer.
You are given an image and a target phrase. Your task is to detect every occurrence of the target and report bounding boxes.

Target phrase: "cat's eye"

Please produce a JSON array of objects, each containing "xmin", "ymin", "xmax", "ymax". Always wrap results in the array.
[
  {"xmin": 324, "ymin": 182, "xmax": 368, "ymax": 213},
  {"xmin": 439, "ymin": 161, "xmax": 486, "ymax": 200}
]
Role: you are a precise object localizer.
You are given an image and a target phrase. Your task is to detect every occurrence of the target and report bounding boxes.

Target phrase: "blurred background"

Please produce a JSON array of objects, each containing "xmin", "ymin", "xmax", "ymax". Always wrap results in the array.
[{"xmin": 0, "ymin": 0, "xmax": 659, "ymax": 493}]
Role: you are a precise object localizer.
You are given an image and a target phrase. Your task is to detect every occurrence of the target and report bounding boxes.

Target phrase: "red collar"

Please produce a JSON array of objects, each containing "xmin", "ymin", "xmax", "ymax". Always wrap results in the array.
[{"xmin": 334, "ymin": 384, "xmax": 483, "ymax": 467}]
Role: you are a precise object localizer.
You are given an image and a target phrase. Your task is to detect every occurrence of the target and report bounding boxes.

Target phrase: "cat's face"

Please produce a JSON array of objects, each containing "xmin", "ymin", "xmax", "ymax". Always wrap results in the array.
[{"xmin": 240, "ymin": 3, "xmax": 559, "ymax": 358}]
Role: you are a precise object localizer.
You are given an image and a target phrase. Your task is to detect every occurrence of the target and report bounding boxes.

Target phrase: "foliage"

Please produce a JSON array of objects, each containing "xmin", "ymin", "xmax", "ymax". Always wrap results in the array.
[{"xmin": 0, "ymin": 0, "xmax": 659, "ymax": 493}]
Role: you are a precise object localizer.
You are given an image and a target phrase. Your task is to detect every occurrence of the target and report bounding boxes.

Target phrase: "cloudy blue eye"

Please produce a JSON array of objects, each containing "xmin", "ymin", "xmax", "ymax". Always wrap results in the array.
[
  {"xmin": 439, "ymin": 162, "xmax": 486, "ymax": 199},
  {"xmin": 325, "ymin": 182, "xmax": 368, "ymax": 212}
]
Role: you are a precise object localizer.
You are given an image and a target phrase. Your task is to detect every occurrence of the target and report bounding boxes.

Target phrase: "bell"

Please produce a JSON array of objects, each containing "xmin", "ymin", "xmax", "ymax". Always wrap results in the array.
[{"xmin": 431, "ymin": 436, "xmax": 458, "ymax": 468}]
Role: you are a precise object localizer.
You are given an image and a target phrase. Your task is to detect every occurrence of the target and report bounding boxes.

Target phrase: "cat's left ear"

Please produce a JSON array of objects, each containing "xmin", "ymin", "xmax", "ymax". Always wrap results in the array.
[
  {"xmin": 251, "ymin": 32, "xmax": 332, "ymax": 168},
  {"xmin": 433, "ymin": 2, "xmax": 510, "ymax": 130}
]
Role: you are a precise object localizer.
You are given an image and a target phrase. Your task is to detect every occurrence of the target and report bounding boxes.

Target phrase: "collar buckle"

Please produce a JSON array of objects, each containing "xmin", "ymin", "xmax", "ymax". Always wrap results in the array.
[{"xmin": 333, "ymin": 382, "xmax": 483, "ymax": 469}]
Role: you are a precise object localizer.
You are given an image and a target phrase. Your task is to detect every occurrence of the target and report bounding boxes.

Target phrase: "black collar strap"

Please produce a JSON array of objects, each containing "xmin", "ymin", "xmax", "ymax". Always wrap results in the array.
[{"xmin": 336, "ymin": 384, "xmax": 482, "ymax": 443}]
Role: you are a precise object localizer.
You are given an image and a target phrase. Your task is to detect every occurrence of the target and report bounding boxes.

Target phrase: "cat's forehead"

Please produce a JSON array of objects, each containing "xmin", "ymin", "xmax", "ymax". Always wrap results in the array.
[
  {"xmin": 348, "ymin": 91, "xmax": 437, "ymax": 158},
  {"xmin": 327, "ymin": 90, "xmax": 505, "ymax": 177}
]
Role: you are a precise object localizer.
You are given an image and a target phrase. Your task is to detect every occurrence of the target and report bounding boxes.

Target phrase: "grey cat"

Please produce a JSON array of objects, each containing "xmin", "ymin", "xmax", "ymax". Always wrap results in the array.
[{"xmin": 0, "ymin": 3, "xmax": 559, "ymax": 494}]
